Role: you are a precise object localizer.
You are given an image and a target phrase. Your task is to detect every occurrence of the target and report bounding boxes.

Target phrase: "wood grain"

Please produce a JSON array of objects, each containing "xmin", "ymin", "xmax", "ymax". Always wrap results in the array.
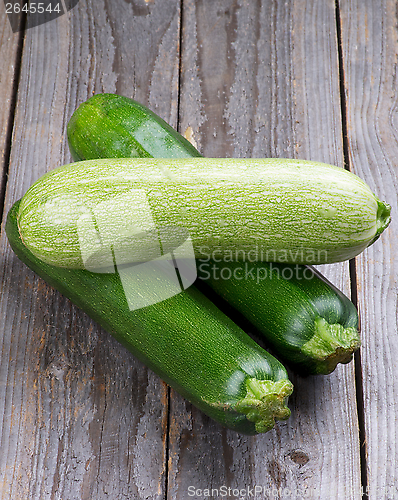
[
  {"xmin": 0, "ymin": 8, "xmax": 22, "ymax": 202},
  {"xmin": 339, "ymin": 1, "xmax": 398, "ymax": 498},
  {"xmin": 0, "ymin": 1, "xmax": 182, "ymax": 498},
  {"xmin": 173, "ymin": 0, "xmax": 362, "ymax": 498}
]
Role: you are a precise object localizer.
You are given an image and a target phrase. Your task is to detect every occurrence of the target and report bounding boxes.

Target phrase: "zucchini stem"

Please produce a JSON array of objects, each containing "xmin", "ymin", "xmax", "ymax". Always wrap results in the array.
[
  {"xmin": 301, "ymin": 317, "xmax": 361, "ymax": 375},
  {"xmin": 234, "ymin": 378, "xmax": 293, "ymax": 433},
  {"xmin": 371, "ymin": 198, "xmax": 391, "ymax": 244}
]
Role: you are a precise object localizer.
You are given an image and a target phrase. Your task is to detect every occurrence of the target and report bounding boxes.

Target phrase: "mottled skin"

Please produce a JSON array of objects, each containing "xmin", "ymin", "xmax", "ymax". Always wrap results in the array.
[{"xmin": 17, "ymin": 158, "xmax": 391, "ymax": 269}]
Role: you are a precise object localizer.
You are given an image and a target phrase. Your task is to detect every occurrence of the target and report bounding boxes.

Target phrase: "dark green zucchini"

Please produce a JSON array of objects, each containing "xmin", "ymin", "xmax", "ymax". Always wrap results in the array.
[
  {"xmin": 67, "ymin": 93, "xmax": 202, "ymax": 161},
  {"xmin": 6, "ymin": 201, "xmax": 293, "ymax": 435},
  {"xmin": 197, "ymin": 261, "xmax": 360, "ymax": 375},
  {"xmin": 66, "ymin": 93, "xmax": 361, "ymax": 376}
]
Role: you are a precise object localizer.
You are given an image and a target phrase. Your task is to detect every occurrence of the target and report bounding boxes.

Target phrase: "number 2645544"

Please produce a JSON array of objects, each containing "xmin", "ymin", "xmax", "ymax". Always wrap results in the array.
[{"xmin": 5, "ymin": 3, "xmax": 61, "ymax": 14}]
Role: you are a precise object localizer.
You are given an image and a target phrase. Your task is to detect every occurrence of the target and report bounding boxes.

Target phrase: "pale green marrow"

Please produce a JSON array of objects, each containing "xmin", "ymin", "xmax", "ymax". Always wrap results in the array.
[{"xmin": 17, "ymin": 157, "xmax": 391, "ymax": 268}]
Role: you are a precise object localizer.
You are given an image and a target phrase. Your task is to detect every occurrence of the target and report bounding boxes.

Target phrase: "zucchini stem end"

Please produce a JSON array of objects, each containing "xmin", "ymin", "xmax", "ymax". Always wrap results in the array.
[
  {"xmin": 301, "ymin": 317, "xmax": 361, "ymax": 375},
  {"xmin": 234, "ymin": 378, "xmax": 293, "ymax": 434}
]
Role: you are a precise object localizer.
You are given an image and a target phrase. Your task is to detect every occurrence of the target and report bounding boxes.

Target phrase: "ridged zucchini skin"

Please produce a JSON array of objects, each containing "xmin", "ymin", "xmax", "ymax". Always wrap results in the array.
[
  {"xmin": 6, "ymin": 201, "xmax": 293, "ymax": 435},
  {"xmin": 64, "ymin": 94, "xmax": 363, "ymax": 375},
  {"xmin": 17, "ymin": 157, "xmax": 391, "ymax": 269},
  {"xmin": 67, "ymin": 94, "xmax": 202, "ymax": 161},
  {"xmin": 197, "ymin": 261, "xmax": 360, "ymax": 375}
]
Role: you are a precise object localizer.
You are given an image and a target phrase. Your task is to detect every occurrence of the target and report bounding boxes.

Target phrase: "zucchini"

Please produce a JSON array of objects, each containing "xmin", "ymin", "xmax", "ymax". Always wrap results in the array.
[
  {"xmin": 17, "ymin": 157, "xmax": 390, "ymax": 269},
  {"xmin": 197, "ymin": 261, "xmax": 360, "ymax": 375},
  {"xmin": 67, "ymin": 93, "xmax": 202, "ymax": 161},
  {"xmin": 65, "ymin": 94, "xmax": 362, "ymax": 375},
  {"xmin": 6, "ymin": 201, "xmax": 293, "ymax": 435}
]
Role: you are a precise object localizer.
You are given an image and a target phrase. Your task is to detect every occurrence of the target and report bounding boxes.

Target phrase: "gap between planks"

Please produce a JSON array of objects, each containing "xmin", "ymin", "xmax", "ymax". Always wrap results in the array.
[
  {"xmin": 335, "ymin": 1, "xmax": 369, "ymax": 498},
  {"xmin": 0, "ymin": 14, "xmax": 26, "ymax": 229}
]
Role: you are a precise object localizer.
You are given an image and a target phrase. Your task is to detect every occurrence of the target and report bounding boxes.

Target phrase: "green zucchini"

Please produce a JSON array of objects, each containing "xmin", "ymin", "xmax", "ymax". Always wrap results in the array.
[
  {"xmin": 197, "ymin": 261, "xmax": 360, "ymax": 375},
  {"xmin": 67, "ymin": 93, "xmax": 202, "ymax": 161},
  {"xmin": 17, "ymin": 157, "xmax": 390, "ymax": 269},
  {"xmin": 6, "ymin": 200, "xmax": 293, "ymax": 435},
  {"xmin": 65, "ymin": 94, "xmax": 362, "ymax": 375}
]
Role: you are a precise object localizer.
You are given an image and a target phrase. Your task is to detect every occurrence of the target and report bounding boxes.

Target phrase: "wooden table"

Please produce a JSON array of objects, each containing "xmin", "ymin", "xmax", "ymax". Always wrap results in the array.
[{"xmin": 0, "ymin": 1, "xmax": 396, "ymax": 498}]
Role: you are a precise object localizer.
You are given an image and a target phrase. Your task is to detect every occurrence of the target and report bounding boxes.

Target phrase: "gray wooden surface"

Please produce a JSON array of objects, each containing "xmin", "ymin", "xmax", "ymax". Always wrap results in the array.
[{"xmin": 0, "ymin": 1, "xmax": 396, "ymax": 499}]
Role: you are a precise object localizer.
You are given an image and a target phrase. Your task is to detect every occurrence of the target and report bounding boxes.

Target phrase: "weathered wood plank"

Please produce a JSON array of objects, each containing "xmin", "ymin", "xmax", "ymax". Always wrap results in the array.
[
  {"xmin": 339, "ymin": 1, "xmax": 398, "ymax": 498},
  {"xmin": 171, "ymin": 0, "xmax": 362, "ymax": 498},
  {"xmin": 0, "ymin": 8, "xmax": 21, "ymax": 205},
  {"xmin": 0, "ymin": 1, "xmax": 182, "ymax": 498}
]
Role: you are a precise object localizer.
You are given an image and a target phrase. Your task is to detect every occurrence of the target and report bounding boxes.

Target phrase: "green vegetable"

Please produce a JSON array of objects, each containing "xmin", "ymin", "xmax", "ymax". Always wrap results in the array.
[
  {"xmin": 16, "ymin": 157, "xmax": 390, "ymax": 269},
  {"xmin": 67, "ymin": 93, "xmax": 202, "ymax": 161},
  {"xmin": 197, "ymin": 261, "xmax": 360, "ymax": 375},
  {"xmin": 6, "ymin": 201, "xmax": 293, "ymax": 435},
  {"xmin": 65, "ymin": 94, "xmax": 363, "ymax": 375}
]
